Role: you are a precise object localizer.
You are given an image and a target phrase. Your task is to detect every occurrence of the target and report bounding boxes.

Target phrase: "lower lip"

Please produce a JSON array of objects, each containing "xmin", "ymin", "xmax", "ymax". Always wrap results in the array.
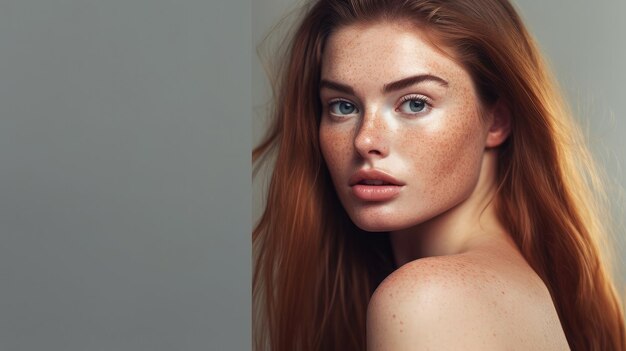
[{"xmin": 351, "ymin": 184, "xmax": 403, "ymax": 201}]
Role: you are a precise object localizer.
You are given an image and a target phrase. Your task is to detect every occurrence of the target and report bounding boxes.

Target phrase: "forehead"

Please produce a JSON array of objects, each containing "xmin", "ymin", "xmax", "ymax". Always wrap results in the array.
[{"xmin": 321, "ymin": 21, "xmax": 467, "ymax": 86}]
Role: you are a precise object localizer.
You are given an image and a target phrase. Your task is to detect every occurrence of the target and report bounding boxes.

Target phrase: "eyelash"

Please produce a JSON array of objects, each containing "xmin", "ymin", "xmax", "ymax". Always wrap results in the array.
[
  {"xmin": 397, "ymin": 94, "xmax": 432, "ymax": 115},
  {"xmin": 326, "ymin": 95, "xmax": 433, "ymax": 119},
  {"xmin": 327, "ymin": 98, "xmax": 359, "ymax": 118}
]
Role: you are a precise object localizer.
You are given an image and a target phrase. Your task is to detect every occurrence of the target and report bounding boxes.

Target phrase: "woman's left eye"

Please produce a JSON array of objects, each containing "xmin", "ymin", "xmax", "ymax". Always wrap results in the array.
[{"xmin": 398, "ymin": 96, "xmax": 431, "ymax": 114}]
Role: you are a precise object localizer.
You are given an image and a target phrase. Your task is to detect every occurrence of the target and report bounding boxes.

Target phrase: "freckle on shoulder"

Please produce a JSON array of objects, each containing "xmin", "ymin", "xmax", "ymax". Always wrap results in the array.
[
  {"xmin": 366, "ymin": 254, "xmax": 504, "ymax": 349},
  {"xmin": 371, "ymin": 254, "xmax": 483, "ymax": 301},
  {"xmin": 365, "ymin": 251, "xmax": 521, "ymax": 335},
  {"xmin": 367, "ymin": 252, "xmax": 569, "ymax": 350}
]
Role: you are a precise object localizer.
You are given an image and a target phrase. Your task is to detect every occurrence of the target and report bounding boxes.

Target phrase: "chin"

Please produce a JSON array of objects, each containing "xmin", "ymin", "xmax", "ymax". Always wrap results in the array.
[
  {"xmin": 355, "ymin": 223, "xmax": 390, "ymax": 232},
  {"xmin": 349, "ymin": 213, "xmax": 409, "ymax": 233},
  {"xmin": 346, "ymin": 206, "xmax": 437, "ymax": 233}
]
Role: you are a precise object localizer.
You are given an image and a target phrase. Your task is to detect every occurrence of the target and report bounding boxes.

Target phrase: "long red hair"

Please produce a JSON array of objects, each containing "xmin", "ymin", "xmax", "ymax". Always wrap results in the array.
[{"xmin": 253, "ymin": 0, "xmax": 626, "ymax": 350}]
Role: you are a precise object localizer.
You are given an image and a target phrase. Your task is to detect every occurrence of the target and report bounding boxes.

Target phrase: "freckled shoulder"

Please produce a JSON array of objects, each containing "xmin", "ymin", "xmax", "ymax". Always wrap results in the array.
[{"xmin": 366, "ymin": 254, "xmax": 570, "ymax": 351}]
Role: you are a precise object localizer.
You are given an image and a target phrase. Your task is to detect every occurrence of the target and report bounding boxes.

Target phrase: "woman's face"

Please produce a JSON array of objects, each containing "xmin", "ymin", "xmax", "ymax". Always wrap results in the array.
[{"xmin": 319, "ymin": 21, "xmax": 492, "ymax": 232}]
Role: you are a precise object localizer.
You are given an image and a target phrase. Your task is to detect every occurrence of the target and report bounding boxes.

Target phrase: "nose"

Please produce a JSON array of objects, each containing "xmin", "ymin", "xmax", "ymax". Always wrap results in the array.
[{"xmin": 353, "ymin": 110, "xmax": 389, "ymax": 159}]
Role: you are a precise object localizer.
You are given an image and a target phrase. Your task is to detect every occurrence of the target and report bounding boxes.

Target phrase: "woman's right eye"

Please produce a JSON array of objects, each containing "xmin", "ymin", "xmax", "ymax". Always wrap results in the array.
[{"xmin": 328, "ymin": 100, "xmax": 359, "ymax": 116}]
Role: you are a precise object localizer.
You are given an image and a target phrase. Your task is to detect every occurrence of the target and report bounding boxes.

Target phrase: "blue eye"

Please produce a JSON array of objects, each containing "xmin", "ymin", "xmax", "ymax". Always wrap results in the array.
[
  {"xmin": 398, "ymin": 96, "xmax": 431, "ymax": 114},
  {"xmin": 329, "ymin": 100, "xmax": 358, "ymax": 116}
]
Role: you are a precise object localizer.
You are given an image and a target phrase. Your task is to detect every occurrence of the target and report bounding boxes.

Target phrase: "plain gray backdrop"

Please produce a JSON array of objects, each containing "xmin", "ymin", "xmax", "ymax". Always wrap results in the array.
[
  {"xmin": 253, "ymin": 0, "xmax": 626, "ymax": 296},
  {"xmin": 0, "ymin": 0, "xmax": 250, "ymax": 350}
]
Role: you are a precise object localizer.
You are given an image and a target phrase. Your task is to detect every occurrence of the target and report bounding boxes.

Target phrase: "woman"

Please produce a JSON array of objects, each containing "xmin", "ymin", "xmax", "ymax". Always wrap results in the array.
[{"xmin": 253, "ymin": 0, "xmax": 626, "ymax": 350}]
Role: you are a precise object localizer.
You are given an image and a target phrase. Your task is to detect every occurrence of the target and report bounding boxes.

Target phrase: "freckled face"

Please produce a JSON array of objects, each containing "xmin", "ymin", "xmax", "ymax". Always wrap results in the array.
[{"xmin": 319, "ymin": 22, "xmax": 490, "ymax": 232}]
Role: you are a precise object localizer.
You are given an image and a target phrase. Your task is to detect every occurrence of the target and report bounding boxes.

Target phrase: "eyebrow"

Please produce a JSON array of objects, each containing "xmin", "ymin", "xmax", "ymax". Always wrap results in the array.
[
  {"xmin": 383, "ymin": 74, "xmax": 449, "ymax": 92},
  {"xmin": 319, "ymin": 74, "xmax": 449, "ymax": 95}
]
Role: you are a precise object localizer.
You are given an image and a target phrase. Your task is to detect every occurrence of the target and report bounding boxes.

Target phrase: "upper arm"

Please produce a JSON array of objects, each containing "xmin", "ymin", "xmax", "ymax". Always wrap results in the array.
[{"xmin": 366, "ymin": 258, "xmax": 509, "ymax": 351}]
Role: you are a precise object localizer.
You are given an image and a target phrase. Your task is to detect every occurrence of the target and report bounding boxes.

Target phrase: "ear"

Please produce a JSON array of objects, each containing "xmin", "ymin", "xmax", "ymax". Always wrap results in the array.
[{"xmin": 485, "ymin": 98, "xmax": 511, "ymax": 148}]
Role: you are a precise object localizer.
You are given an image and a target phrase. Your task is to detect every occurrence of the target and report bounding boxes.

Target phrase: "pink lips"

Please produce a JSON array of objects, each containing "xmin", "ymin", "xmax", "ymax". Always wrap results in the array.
[{"xmin": 349, "ymin": 169, "xmax": 405, "ymax": 201}]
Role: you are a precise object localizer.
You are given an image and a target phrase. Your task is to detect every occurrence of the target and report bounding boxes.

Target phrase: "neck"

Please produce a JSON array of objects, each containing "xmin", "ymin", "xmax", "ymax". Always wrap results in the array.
[{"xmin": 389, "ymin": 149, "xmax": 515, "ymax": 267}]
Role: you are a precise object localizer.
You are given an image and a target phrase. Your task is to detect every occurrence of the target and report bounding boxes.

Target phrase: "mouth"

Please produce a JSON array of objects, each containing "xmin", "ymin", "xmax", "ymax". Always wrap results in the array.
[
  {"xmin": 348, "ymin": 168, "xmax": 405, "ymax": 186},
  {"xmin": 357, "ymin": 179, "xmax": 396, "ymax": 185},
  {"xmin": 348, "ymin": 169, "xmax": 405, "ymax": 201}
]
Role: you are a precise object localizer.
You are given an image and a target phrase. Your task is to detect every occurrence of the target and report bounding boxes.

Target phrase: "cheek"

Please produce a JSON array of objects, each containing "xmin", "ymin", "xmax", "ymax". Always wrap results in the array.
[
  {"xmin": 435, "ymin": 123, "xmax": 481, "ymax": 176},
  {"xmin": 411, "ymin": 111, "xmax": 486, "ymax": 195},
  {"xmin": 319, "ymin": 124, "xmax": 353, "ymax": 173}
]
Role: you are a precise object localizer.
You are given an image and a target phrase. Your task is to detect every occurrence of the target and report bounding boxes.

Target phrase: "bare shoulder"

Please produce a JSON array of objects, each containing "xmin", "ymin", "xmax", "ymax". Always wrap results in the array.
[{"xmin": 366, "ymin": 252, "xmax": 570, "ymax": 350}]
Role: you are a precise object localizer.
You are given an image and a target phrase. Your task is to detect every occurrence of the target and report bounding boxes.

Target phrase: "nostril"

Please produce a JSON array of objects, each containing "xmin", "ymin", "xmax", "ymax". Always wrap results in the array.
[{"xmin": 353, "ymin": 118, "xmax": 389, "ymax": 158}]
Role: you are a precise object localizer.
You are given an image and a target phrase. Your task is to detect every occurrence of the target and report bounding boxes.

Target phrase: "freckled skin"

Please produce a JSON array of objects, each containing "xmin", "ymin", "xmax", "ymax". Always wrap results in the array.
[
  {"xmin": 319, "ymin": 22, "xmax": 488, "ymax": 234},
  {"xmin": 319, "ymin": 21, "xmax": 571, "ymax": 350},
  {"xmin": 366, "ymin": 253, "xmax": 570, "ymax": 350}
]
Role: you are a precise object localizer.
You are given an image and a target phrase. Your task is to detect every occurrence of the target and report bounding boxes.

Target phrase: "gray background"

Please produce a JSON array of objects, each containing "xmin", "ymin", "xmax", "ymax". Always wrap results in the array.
[
  {"xmin": 0, "ymin": 0, "xmax": 250, "ymax": 350},
  {"xmin": 253, "ymin": 0, "xmax": 626, "ymax": 290}
]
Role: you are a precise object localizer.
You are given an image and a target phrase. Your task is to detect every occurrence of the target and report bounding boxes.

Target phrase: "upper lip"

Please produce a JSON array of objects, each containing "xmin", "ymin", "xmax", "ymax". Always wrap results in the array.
[{"xmin": 349, "ymin": 169, "xmax": 405, "ymax": 186}]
